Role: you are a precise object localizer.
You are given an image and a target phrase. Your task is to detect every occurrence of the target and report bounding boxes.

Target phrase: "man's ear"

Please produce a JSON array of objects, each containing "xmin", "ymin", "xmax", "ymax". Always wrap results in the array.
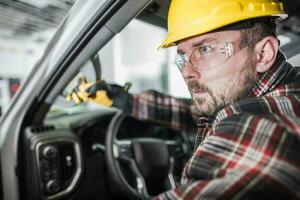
[{"xmin": 254, "ymin": 36, "xmax": 279, "ymax": 73}]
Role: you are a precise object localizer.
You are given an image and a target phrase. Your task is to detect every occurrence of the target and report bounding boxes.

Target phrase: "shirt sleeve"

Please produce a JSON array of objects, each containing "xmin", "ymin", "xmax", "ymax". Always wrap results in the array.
[
  {"xmin": 154, "ymin": 113, "xmax": 300, "ymax": 199},
  {"xmin": 132, "ymin": 90, "xmax": 198, "ymax": 131}
]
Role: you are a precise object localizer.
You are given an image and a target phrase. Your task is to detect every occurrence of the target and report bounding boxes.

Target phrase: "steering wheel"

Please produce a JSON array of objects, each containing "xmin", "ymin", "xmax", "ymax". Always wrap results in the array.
[{"xmin": 105, "ymin": 111, "xmax": 190, "ymax": 200}]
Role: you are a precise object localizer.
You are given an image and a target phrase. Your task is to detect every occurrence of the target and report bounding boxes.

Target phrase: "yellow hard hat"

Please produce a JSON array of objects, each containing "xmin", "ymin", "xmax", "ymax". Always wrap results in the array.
[{"xmin": 159, "ymin": 0, "xmax": 287, "ymax": 48}]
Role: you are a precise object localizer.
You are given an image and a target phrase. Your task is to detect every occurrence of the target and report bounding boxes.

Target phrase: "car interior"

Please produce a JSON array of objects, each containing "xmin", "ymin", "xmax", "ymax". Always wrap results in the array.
[
  {"xmin": 1, "ymin": 0, "xmax": 299, "ymax": 200},
  {"xmin": 20, "ymin": 1, "xmax": 193, "ymax": 200}
]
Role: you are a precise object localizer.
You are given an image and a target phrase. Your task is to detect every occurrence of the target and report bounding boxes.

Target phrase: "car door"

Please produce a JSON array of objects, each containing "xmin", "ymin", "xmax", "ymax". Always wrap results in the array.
[{"xmin": 0, "ymin": 0, "xmax": 152, "ymax": 199}]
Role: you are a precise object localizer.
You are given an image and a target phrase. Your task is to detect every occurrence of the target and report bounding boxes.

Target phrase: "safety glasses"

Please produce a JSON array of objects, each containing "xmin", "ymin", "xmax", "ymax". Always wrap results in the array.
[{"xmin": 174, "ymin": 41, "xmax": 236, "ymax": 72}]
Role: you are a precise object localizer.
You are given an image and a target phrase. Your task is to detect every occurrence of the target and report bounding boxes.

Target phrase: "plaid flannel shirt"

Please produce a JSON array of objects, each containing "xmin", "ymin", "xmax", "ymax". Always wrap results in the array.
[{"xmin": 132, "ymin": 51, "xmax": 300, "ymax": 199}]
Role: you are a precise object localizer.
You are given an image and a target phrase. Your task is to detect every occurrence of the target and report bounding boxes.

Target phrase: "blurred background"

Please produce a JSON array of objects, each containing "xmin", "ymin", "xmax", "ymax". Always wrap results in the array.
[{"xmin": 0, "ymin": 0, "xmax": 75, "ymax": 116}]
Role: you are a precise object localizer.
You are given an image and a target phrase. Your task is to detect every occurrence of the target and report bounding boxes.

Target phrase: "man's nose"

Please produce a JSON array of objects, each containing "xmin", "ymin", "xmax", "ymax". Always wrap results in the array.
[{"xmin": 182, "ymin": 62, "xmax": 201, "ymax": 81}]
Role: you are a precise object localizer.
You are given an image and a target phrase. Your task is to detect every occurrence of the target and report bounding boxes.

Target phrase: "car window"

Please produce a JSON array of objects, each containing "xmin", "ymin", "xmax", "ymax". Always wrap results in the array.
[
  {"xmin": 68, "ymin": 19, "xmax": 189, "ymax": 98},
  {"xmin": 99, "ymin": 19, "xmax": 171, "ymax": 94},
  {"xmin": 51, "ymin": 18, "xmax": 191, "ymax": 113}
]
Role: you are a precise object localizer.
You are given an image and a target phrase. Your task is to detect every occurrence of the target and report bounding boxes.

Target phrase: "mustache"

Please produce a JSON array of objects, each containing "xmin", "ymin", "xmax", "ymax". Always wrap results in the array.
[{"xmin": 188, "ymin": 82, "xmax": 210, "ymax": 91}]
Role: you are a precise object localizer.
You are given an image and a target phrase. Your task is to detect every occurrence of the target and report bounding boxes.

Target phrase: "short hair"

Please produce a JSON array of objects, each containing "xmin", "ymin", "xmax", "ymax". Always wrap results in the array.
[
  {"xmin": 216, "ymin": 17, "xmax": 278, "ymax": 49},
  {"xmin": 239, "ymin": 18, "xmax": 277, "ymax": 49}
]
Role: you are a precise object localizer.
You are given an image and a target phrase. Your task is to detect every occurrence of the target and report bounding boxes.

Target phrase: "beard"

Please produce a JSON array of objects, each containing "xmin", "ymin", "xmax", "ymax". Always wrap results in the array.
[{"xmin": 189, "ymin": 58, "xmax": 257, "ymax": 117}]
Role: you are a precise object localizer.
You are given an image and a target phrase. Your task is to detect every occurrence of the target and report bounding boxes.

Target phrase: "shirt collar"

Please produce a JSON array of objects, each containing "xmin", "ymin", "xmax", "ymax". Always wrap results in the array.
[{"xmin": 249, "ymin": 50, "xmax": 292, "ymax": 97}]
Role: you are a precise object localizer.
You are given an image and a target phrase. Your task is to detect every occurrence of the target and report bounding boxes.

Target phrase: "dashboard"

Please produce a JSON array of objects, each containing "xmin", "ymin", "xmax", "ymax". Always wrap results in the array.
[{"xmin": 21, "ymin": 106, "xmax": 195, "ymax": 200}]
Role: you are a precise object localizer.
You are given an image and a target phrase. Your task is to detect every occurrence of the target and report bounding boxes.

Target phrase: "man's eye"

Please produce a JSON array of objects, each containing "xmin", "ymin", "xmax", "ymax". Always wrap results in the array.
[{"xmin": 198, "ymin": 45, "xmax": 213, "ymax": 54}]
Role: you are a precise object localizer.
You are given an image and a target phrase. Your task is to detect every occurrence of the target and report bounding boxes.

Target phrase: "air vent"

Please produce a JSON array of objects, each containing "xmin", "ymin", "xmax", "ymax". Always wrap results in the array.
[{"xmin": 30, "ymin": 125, "xmax": 55, "ymax": 133}]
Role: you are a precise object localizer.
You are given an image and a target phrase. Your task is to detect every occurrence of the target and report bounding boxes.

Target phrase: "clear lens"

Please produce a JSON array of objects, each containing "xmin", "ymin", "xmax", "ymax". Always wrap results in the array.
[
  {"xmin": 174, "ymin": 42, "xmax": 234, "ymax": 72},
  {"xmin": 174, "ymin": 54, "xmax": 188, "ymax": 72}
]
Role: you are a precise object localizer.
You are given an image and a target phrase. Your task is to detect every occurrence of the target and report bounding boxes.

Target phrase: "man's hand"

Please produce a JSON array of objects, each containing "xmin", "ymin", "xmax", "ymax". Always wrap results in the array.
[{"xmin": 66, "ymin": 77, "xmax": 133, "ymax": 113}]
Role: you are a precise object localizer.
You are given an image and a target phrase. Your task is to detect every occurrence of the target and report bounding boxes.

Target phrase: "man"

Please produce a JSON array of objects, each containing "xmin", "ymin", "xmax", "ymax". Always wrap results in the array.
[{"xmin": 68, "ymin": 0, "xmax": 300, "ymax": 199}]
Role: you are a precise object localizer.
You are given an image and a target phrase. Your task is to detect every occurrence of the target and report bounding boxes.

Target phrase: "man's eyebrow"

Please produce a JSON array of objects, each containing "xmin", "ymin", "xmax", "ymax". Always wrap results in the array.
[
  {"xmin": 177, "ymin": 38, "xmax": 218, "ymax": 53},
  {"xmin": 192, "ymin": 38, "xmax": 217, "ymax": 47}
]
